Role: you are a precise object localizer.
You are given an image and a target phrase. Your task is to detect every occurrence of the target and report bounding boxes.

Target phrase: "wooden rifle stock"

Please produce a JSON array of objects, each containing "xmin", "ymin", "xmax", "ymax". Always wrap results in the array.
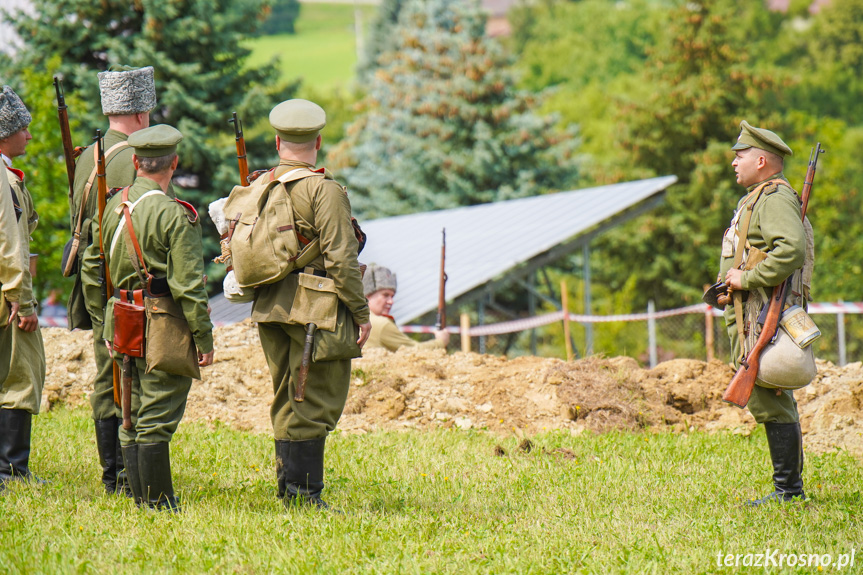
[
  {"xmin": 94, "ymin": 131, "xmax": 122, "ymax": 408},
  {"xmin": 229, "ymin": 112, "xmax": 249, "ymax": 186},
  {"xmin": 722, "ymin": 143, "xmax": 825, "ymax": 407},
  {"xmin": 54, "ymin": 76, "xmax": 77, "ymax": 200},
  {"xmin": 436, "ymin": 228, "xmax": 447, "ymax": 331}
]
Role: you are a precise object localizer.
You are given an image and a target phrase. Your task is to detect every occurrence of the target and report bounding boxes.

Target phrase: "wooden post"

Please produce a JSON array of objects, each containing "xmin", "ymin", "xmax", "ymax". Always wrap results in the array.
[
  {"xmin": 460, "ymin": 313, "xmax": 471, "ymax": 354},
  {"xmin": 704, "ymin": 284, "xmax": 714, "ymax": 362},
  {"xmin": 561, "ymin": 280, "xmax": 573, "ymax": 361}
]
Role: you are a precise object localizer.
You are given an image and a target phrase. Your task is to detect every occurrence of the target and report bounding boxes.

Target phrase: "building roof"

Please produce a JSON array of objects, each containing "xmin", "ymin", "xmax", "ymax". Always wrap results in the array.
[{"xmin": 209, "ymin": 175, "xmax": 677, "ymax": 326}]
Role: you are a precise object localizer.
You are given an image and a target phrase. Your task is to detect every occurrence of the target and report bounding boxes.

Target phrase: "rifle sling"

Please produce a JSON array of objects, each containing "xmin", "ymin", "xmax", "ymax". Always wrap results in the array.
[{"xmin": 72, "ymin": 142, "xmax": 129, "ymax": 241}]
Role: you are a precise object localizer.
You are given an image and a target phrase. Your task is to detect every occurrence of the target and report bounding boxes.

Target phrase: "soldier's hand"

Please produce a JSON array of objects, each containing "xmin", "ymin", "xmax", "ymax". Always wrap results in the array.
[
  {"xmin": 198, "ymin": 350, "xmax": 215, "ymax": 367},
  {"xmin": 18, "ymin": 311, "xmax": 38, "ymax": 332},
  {"xmin": 7, "ymin": 302, "xmax": 19, "ymax": 327},
  {"xmin": 357, "ymin": 322, "xmax": 372, "ymax": 348},
  {"xmin": 724, "ymin": 268, "xmax": 744, "ymax": 291},
  {"xmin": 434, "ymin": 329, "xmax": 450, "ymax": 347}
]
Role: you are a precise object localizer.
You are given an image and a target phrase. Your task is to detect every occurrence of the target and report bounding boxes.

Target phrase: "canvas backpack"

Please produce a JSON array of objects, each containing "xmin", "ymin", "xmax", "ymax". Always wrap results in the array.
[{"xmin": 222, "ymin": 168, "xmax": 323, "ymax": 289}]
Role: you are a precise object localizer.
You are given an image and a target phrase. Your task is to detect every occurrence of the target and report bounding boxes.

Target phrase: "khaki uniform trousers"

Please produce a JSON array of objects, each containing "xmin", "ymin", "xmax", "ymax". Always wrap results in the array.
[
  {"xmin": 258, "ymin": 322, "xmax": 351, "ymax": 441},
  {"xmin": 117, "ymin": 356, "xmax": 193, "ymax": 446},
  {"xmin": 89, "ymin": 320, "xmax": 120, "ymax": 420},
  {"xmin": 0, "ymin": 322, "xmax": 45, "ymax": 414}
]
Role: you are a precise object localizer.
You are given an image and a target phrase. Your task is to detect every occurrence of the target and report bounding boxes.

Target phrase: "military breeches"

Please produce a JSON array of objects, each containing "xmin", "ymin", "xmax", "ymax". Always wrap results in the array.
[
  {"xmin": 0, "ymin": 321, "xmax": 45, "ymax": 414},
  {"xmin": 726, "ymin": 318, "xmax": 799, "ymax": 424},
  {"xmin": 117, "ymin": 356, "xmax": 192, "ymax": 446},
  {"xmin": 89, "ymin": 320, "xmax": 120, "ymax": 420},
  {"xmin": 258, "ymin": 322, "xmax": 351, "ymax": 441}
]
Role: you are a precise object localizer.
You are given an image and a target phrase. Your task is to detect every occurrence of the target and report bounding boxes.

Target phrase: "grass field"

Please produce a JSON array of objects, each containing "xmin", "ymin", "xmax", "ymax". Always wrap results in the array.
[
  {"xmin": 246, "ymin": 3, "xmax": 378, "ymax": 94},
  {"xmin": 2, "ymin": 407, "xmax": 862, "ymax": 573}
]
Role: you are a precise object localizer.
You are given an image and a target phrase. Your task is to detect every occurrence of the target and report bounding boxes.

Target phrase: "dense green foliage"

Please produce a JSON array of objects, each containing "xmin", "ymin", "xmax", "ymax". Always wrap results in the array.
[
  {"xmin": 513, "ymin": 0, "xmax": 863, "ymax": 312},
  {"xmin": 1, "ymin": 0, "xmax": 294, "ymax": 291},
  {"xmin": 329, "ymin": 0, "xmax": 580, "ymax": 220},
  {"xmin": 3, "ymin": 406, "xmax": 862, "ymax": 573}
]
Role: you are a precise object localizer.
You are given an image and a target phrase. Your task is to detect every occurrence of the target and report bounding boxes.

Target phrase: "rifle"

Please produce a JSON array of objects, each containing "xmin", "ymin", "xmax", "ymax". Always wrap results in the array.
[
  {"xmin": 95, "ymin": 130, "xmax": 124, "ymax": 416},
  {"xmin": 294, "ymin": 323, "xmax": 317, "ymax": 402},
  {"xmin": 436, "ymin": 228, "xmax": 447, "ymax": 331},
  {"xmin": 229, "ymin": 112, "xmax": 249, "ymax": 186},
  {"xmin": 723, "ymin": 143, "xmax": 825, "ymax": 408},
  {"xmin": 54, "ymin": 76, "xmax": 77, "ymax": 201}
]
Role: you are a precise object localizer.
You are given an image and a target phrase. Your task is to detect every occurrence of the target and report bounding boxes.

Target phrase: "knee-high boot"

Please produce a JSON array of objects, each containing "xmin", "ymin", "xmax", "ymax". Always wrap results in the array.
[
  {"xmin": 94, "ymin": 417, "xmax": 129, "ymax": 495},
  {"xmin": 138, "ymin": 442, "xmax": 180, "ymax": 512},
  {"xmin": 121, "ymin": 444, "xmax": 144, "ymax": 506},
  {"xmin": 0, "ymin": 408, "xmax": 44, "ymax": 486},
  {"xmin": 747, "ymin": 422, "xmax": 805, "ymax": 506},
  {"xmin": 282, "ymin": 437, "xmax": 329, "ymax": 509}
]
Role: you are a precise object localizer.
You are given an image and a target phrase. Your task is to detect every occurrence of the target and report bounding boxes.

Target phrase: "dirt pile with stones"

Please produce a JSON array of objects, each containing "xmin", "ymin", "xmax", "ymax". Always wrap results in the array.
[{"xmin": 41, "ymin": 320, "xmax": 863, "ymax": 455}]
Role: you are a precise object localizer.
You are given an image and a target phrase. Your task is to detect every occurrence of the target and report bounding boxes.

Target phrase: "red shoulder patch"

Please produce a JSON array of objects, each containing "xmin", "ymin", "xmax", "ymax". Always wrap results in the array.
[
  {"xmin": 6, "ymin": 167, "xmax": 24, "ymax": 182},
  {"xmin": 174, "ymin": 198, "xmax": 199, "ymax": 223}
]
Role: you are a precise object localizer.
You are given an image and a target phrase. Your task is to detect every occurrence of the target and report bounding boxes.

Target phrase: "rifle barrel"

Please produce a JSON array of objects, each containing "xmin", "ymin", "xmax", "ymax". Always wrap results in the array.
[{"xmin": 54, "ymin": 76, "xmax": 77, "ymax": 198}]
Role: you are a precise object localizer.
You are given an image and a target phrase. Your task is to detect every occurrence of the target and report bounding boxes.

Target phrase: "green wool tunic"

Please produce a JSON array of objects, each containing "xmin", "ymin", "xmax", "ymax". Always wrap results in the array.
[
  {"xmin": 718, "ymin": 173, "xmax": 806, "ymax": 423},
  {"xmin": 69, "ymin": 128, "xmax": 136, "ymax": 419},
  {"xmin": 81, "ymin": 176, "xmax": 212, "ymax": 444},
  {"xmin": 250, "ymin": 160, "xmax": 369, "ymax": 441},
  {"xmin": 0, "ymin": 167, "xmax": 45, "ymax": 414}
]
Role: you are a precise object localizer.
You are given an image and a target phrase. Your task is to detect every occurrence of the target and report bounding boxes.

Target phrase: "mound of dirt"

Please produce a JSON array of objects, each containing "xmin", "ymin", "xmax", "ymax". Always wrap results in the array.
[{"xmin": 40, "ymin": 321, "xmax": 863, "ymax": 455}]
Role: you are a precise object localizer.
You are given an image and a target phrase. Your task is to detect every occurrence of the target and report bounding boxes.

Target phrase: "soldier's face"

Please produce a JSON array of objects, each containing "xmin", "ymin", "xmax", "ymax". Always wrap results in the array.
[
  {"xmin": 731, "ymin": 149, "xmax": 764, "ymax": 188},
  {"xmin": 368, "ymin": 289, "xmax": 396, "ymax": 316},
  {"xmin": 0, "ymin": 128, "xmax": 32, "ymax": 159}
]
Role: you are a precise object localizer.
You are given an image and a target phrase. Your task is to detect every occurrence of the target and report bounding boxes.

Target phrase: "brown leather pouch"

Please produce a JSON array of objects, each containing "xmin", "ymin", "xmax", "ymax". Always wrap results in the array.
[{"xmin": 113, "ymin": 289, "xmax": 146, "ymax": 357}]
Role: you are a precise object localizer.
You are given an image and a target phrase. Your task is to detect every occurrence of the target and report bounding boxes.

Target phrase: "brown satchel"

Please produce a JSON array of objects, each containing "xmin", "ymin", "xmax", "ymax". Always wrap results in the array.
[{"xmin": 113, "ymin": 288, "xmax": 145, "ymax": 357}]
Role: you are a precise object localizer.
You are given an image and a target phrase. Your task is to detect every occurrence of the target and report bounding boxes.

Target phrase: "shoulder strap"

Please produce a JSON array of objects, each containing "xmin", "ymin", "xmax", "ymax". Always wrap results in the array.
[
  {"xmin": 109, "ymin": 188, "xmax": 165, "ymax": 261},
  {"xmin": 73, "ymin": 141, "xmax": 129, "ymax": 237}
]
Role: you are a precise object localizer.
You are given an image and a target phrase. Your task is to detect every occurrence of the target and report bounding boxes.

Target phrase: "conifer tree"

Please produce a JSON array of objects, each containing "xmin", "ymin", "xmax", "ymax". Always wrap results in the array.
[
  {"xmin": 1, "ymin": 0, "xmax": 293, "ymax": 283},
  {"xmin": 329, "ymin": 0, "xmax": 579, "ymax": 220}
]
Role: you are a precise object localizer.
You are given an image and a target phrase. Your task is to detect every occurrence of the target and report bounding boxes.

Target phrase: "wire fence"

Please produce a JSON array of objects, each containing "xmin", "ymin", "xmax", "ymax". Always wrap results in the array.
[{"xmin": 404, "ymin": 302, "xmax": 863, "ymax": 366}]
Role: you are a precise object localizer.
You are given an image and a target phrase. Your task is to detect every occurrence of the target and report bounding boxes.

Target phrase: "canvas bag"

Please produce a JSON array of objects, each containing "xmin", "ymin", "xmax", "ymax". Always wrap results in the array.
[{"xmin": 222, "ymin": 168, "xmax": 323, "ymax": 289}]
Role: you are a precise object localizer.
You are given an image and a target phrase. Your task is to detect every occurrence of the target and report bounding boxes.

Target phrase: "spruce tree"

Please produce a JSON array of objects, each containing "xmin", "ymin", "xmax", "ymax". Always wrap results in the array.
[
  {"xmin": 329, "ymin": 0, "xmax": 580, "ymax": 220},
  {"xmin": 1, "ymin": 0, "xmax": 294, "ymax": 284}
]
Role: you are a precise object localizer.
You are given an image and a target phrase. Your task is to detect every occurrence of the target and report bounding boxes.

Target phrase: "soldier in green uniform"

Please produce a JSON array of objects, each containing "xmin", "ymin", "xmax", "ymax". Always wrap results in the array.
[
  {"xmin": 249, "ymin": 99, "xmax": 371, "ymax": 509},
  {"xmin": 68, "ymin": 65, "xmax": 157, "ymax": 496},
  {"xmin": 0, "ymin": 86, "xmax": 46, "ymax": 487},
  {"xmin": 363, "ymin": 263, "xmax": 449, "ymax": 352},
  {"xmin": 718, "ymin": 121, "xmax": 811, "ymax": 505},
  {"xmin": 81, "ymin": 124, "xmax": 213, "ymax": 511}
]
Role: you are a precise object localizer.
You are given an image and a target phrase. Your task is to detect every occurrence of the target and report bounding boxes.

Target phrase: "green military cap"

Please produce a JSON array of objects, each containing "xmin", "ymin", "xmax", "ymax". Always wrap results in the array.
[
  {"xmin": 127, "ymin": 124, "xmax": 183, "ymax": 157},
  {"xmin": 269, "ymin": 99, "xmax": 326, "ymax": 143},
  {"xmin": 731, "ymin": 120, "xmax": 793, "ymax": 157}
]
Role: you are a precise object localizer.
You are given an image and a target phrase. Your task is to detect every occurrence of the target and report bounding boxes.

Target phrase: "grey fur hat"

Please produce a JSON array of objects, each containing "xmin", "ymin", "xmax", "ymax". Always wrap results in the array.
[
  {"xmin": 98, "ymin": 65, "xmax": 157, "ymax": 115},
  {"xmin": 0, "ymin": 86, "xmax": 32, "ymax": 140},
  {"xmin": 363, "ymin": 263, "xmax": 397, "ymax": 297}
]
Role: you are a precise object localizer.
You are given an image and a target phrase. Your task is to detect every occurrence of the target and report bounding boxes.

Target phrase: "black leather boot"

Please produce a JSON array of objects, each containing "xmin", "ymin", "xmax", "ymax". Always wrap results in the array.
[
  {"xmin": 747, "ymin": 422, "xmax": 805, "ymax": 506},
  {"xmin": 283, "ymin": 437, "xmax": 329, "ymax": 509},
  {"xmin": 275, "ymin": 439, "xmax": 291, "ymax": 499},
  {"xmin": 138, "ymin": 442, "xmax": 180, "ymax": 512},
  {"xmin": 121, "ymin": 444, "xmax": 144, "ymax": 506},
  {"xmin": 0, "ymin": 408, "xmax": 44, "ymax": 486},
  {"xmin": 94, "ymin": 417, "xmax": 129, "ymax": 495}
]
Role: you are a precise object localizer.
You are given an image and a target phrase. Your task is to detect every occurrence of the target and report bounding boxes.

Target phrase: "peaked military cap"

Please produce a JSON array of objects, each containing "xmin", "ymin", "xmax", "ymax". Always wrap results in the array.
[
  {"xmin": 363, "ymin": 263, "xmax": 397, "ymax": 297},
  {"xmin": 732, "ymin": 120, "xmax": 793, "ymax": 157},
  {"xmin": 128, "ymin": 124, "xmax": 183, "ymax": 158},
  {"xmin": 98, "ymin": 65, "xmax": 157, "ymax": 116},
  {"xmin": 269, "ymin": 99, "xmax": 326, "ymax": 143},
  {"xmin": 0, "ymin": 86, "xmax": 32, "ymax": 141}
]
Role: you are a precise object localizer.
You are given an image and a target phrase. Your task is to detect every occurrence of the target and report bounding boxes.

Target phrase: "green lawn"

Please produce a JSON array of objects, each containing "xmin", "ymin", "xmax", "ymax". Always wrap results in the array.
[
  {"xmin": 2, "ymin": 406, "xmax": 862, "ymax": 573},
  {"xmin": 247, "ymin": 3, "xmax": 378, "ymax": 94}
]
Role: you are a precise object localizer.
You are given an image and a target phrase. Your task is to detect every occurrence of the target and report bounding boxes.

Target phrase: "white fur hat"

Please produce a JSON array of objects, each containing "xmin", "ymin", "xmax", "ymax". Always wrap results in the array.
[
  {"xmin": 98, "ymin": 65, "xmax": 157, "ymax": 115},
  {"xmin": 0, "ymin": 86, "xmax": 31, "ymax": 140}
]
